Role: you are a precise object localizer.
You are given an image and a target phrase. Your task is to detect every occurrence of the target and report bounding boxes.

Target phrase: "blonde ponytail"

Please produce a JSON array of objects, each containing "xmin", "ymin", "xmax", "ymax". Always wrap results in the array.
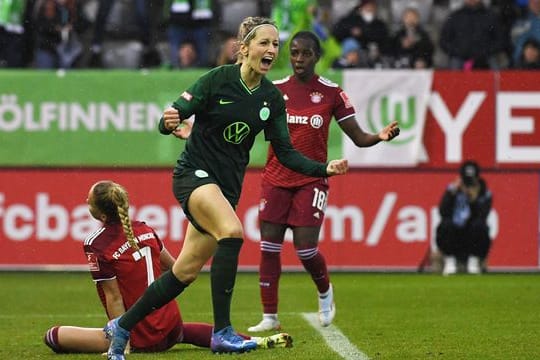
[{"xmin": 111, "ymin": 186, "xmax": 140, "ymax": 252}]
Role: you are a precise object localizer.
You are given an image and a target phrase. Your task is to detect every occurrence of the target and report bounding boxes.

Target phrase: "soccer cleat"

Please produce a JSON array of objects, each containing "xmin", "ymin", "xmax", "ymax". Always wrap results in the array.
[
  {"xmin": 318, "ymin": 283, "xmax": 336, "ymax": 327},
  {"xmin": 211, "ymin": 326, "xmax": 258, "ymax": 354},
  {"xmin": 443, "ymin": 256, "xmax": 457, "ymax": 276},
  {"xmin": 467, "ymin": 256, "xmax": 481, "ymax": 274},
  {"xmin": 103, "ymin": 318, "xmax": 130, "ymax": 360},
  {"xmin": 254, "ymin": 333, "xmax": 293, "ymax": 349},
  {"xmin": 247, "ymin": 317, "xmax": 281, "ymax": 332}
]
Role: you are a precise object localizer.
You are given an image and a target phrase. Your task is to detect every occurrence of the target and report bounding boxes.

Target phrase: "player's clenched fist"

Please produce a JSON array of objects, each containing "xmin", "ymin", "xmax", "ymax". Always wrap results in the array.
[
  {"xmin": 326, "ymin": 159, "xmax": 348, "ymax": 176},
  {"xmin": 163, "ymin": 107, "xmax": 181, "ymax": 131}
]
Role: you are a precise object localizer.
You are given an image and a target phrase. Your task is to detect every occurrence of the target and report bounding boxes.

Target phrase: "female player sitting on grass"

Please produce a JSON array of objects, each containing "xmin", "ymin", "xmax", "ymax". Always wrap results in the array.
[{"xmin": 43, "ymin": 180, "xmax": 292, "ymax": 354}]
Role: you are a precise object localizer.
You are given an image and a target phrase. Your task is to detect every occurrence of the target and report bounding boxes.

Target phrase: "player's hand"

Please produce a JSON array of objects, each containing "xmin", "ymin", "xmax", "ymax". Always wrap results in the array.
[
  {"xmin": 378, "ymin": 121, "xmax": 400, "ymax": 141},
  {"xmin": 326, "ymin": 159, "xmax": 348, "ymax": 176},
  {"xmin": 163, "ymin": 107, "xmax": 182, "ymax": 131},
  {"xmin": 172, "ymin": 119, "xmax": 193, "ymax": 140}
]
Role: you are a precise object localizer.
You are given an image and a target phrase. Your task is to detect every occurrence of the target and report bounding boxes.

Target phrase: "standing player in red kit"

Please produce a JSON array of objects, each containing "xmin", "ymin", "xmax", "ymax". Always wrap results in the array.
[
  {"xmin": 44, "ymin": 180, "xmax": 291, "ymax": 354},
  {"xmin": 248, "ymin": 31, "xmax": 400, "ymax": 332}
]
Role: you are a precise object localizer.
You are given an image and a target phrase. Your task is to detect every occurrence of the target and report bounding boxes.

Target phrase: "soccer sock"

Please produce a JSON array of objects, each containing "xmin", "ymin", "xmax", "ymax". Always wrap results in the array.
[
  {"xmin": 44, "ymin": 326, "xmax": 64, "ymax": 353},
  {"xmin": 259, "ymin": 240, "xmax": 282, "ymax": 314},
  {"xmin": 296, "ymin": 246, "xmax": 330, "ymax": 294},
  {"xmin": 119, "ymin": 270, "xmax": 188, "ymax": 330},
  {"xmin": 211, "ymin": 237, "xmax": 243, "ymax": 332},
  {"xmin": 181, "ymin": 323, "xmax": 213, "ymax": 348}
]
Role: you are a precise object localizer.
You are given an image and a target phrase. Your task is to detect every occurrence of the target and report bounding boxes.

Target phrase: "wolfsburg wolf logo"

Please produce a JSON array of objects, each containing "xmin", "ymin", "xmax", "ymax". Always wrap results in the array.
[{"xmin": 367, "ymin": 95, "xmax": 416, "ymax": 145}]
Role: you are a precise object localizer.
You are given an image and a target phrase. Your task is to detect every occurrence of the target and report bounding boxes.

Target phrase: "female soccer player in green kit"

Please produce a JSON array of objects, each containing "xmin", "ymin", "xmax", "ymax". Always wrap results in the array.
[{"xmin": 104, "ymin": 16, "xmax": 348, "ymax": 359}]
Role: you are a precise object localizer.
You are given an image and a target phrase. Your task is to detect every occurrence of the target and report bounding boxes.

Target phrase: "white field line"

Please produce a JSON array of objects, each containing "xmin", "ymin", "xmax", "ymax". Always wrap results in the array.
[{"xmin": 302, "ymin": 312, "xmax": 370, "ymax": 360}]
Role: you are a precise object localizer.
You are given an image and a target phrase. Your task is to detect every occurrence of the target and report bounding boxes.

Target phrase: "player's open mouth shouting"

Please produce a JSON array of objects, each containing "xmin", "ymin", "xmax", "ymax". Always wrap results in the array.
[{"xmin": 260, "ymin": 55, "xmax": 274, "ymax": 72}]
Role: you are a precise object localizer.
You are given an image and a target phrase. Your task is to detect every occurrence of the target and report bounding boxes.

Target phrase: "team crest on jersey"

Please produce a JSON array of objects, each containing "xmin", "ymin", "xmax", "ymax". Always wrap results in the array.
[
  {"xmin": 340, "ymin": 91, "xmax": 353, "ymax": 108},
  {"xmin": 259, "ymin": 106, "xmax": 270, "ymax": 121},
  {"xmin": 86, "ymin": 252, "xmax": 100, "ymax": 271},
  {"xmin": 310, "ymin": 91, "xmax": 323, "ymax": 104},
  {"xmin": 180, "ymin": 91, "xmax": 193, "ymax": 101}
]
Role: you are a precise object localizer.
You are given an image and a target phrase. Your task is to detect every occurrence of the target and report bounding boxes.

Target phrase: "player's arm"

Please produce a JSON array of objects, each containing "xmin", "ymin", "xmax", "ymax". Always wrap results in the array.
[
  {"xmin": 159, "ymin": 71, "xmax": 211, "ymax": 137},
  {"xmin": 100, "ymin": 279, "xmax": 131, "ymax": 353},
  {"xmin": 100, "ymin": 279, "xmax": 126, "ymax": 319},
  {"xmin": 270, "ymin": 137, "xmax": 348, "ymax": 176},
  {"xmin": 339, "ymin": 117, "xmax": 400, "ymax": 147},
  {"xmin": 159, "ymin": 247, "xmax": 176, "ymax": 272}
]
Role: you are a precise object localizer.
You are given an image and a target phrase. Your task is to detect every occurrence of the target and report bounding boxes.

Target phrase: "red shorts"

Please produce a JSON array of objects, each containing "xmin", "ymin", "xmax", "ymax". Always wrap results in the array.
[
  {"xmin": 259, "ymin": 178, "xmax": 329, "ymax": 227},
  {"xmin": 133, "ymin": 324, "xmax": 183, "ymax": 353}
]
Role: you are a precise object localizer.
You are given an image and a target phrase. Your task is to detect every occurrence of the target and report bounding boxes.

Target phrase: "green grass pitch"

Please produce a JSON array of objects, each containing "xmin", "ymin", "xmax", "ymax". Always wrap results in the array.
[{"xmin": 1, "ymin": 271, "xmax": 539, "ymax": 359}]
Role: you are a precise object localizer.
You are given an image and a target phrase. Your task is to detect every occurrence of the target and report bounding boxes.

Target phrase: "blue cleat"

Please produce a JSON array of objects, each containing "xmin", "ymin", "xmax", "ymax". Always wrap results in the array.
[
  {"xmin": 103, "ymin": 317, "xmax": 130, "ymax": 360},
  {"xmin": 211, "ymin": 326, "xmax": 258, "ymax": 354}
]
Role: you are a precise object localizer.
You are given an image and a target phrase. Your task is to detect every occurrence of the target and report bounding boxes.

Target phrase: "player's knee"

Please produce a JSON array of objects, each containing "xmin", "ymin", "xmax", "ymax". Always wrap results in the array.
[
  {"xmin": 173, "ymin": 264, "xmax": 200, "ymax": 284},
  {"xmin": 214, "ymin": 223, "xmax": 243, "ymax": 239}
]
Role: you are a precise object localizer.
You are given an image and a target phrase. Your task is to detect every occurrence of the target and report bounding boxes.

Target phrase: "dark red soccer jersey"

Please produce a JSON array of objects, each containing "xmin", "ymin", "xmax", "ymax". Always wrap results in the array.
[
  {"xmin": 83, "ymin": 221, "xmax": 181, "ymax": 350},
  {"xmin": 263, "ymin": 75, "xmax": 356, "ymax": 187}
]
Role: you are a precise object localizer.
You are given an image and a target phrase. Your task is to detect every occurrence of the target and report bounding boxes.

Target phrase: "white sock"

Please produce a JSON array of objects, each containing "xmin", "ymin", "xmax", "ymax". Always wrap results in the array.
[
  {"xmin": 263, "ymin": 313, "xmax": 278, "ymax": 321},
  {"xmin": 319, "ymin": 283, "xmax": 332, "ymax": 298}
]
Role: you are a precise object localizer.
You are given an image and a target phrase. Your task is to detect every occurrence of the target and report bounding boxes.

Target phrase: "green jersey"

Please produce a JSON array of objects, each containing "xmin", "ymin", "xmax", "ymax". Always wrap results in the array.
[{"xmin": 160, "ymin": 64, "xmax": 326, "ymax": 204}]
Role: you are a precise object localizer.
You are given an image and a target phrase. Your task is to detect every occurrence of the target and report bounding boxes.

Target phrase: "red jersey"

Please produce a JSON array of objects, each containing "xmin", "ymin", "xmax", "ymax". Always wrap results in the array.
[
  {"xmin": 83, "ymin": 221, "xmax": 181, "ymax": 350},
  {"xmin": 263, "ymin": 75, "xmax": 356, "ymax": 187}
]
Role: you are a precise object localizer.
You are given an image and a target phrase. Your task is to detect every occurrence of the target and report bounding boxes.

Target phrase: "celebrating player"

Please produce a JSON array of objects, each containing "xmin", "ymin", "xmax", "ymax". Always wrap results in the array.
[
  {"xmin": 104, "ymin": 17, "xmax": 349, "ymax": 359},
  {"xmin": 248, "ymin": 31, "xmax": 400, "ymax": 332},
  {"xmin": 44, "ymin": 180, "xmax": 292, "ymax": 354}
]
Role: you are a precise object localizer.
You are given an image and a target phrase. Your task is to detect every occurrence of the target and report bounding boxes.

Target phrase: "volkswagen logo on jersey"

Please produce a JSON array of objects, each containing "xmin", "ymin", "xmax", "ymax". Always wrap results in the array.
[
  {"xmin": 310, "ymin": 114, "xmax": 324, "ymax": 129},
  {"xmin": 223, "ymin": 122, "xmax": 250, "ymax": 144}
]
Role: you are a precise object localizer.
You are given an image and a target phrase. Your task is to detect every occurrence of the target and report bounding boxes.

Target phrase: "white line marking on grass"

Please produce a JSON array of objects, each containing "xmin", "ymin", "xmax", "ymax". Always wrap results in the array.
[{"xmin": 302, "ymin": 312, "xmax": 370, "ymax": 360}]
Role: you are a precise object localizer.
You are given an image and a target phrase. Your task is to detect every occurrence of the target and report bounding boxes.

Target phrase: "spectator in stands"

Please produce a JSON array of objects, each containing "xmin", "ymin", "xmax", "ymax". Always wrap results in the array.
[
  {"xmin": 494, "ymin": 0, "xmax": 522, "ymax": 67},
  {"xmin": 391, "ymin": 5, "xmax": 434, "ymax": 69},
  {"xmin": 177, "ymin": 41, "xmax": 198, "ymax": 68},
  {"xmin": 269, "ymin": 0, "xmax": 342, "ymax": 72},
  {"xmin": 439, "ymin": 0, "xmax": 505, "ymax": 70},
  {"xmin": 331, "ymin": 37, "xmax": 368, "ymax": 68},
  {"xmin": 436, "ymin": 161, "xmax": 493, "ymax": 275},
  {"xmin": 514, "ymin": 37, "xmax": 540, "ymax": 68},
  {"xmin": 511, "ymin": 0, "xmax": 540, "ymax": 66},
  {"xmin": 165, "ymin": 0, "xmax": 216, "ymax": 68},
  {"xmin": 0, "ymin": 0, "xmax": 33, "ymax": 67},
  {"xmin": 213, "ymin": 34, "xmax": 238, "ymax": 66},
  {"xmin": 88, "ymin": 0, "xmax": 161, "ymax": 69},
  {"xmin": 33, "ymin": 0, "xmax": 87, "ymax": 69},
  {"xmin": 331, "ymin": 0, "xmax": 391, "ymax": 66}
]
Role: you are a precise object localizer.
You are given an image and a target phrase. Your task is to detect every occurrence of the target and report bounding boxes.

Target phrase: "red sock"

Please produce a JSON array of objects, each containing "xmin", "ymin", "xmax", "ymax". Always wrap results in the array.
[
  {"xmin": 297, "ymin": 246, "xmax": 330, "ymax": 294},
  {"xmin": 181, "ymin": 323, "xmax": 213, "ymax": 347},
  {"xmin": 44, "ymin": 326, "xmax": 64, "ymax": 353},
  {"xmin": 259, "ymin": 244, "xmax": 282, "ymax": 314}
]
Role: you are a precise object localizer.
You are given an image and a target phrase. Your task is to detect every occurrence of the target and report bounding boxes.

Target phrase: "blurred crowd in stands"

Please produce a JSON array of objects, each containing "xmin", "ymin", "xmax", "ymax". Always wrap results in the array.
[{"xmin": 0, "ymin": 0, "xmax": 539, "ymax": 71}]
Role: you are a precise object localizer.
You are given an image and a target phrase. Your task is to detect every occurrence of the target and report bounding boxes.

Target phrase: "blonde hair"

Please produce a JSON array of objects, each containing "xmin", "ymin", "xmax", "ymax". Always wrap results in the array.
[
  {"xmin": 92, "ymin": 181, "xmax": 140, "ymax": 252},
  {"xmin": 236, "ymin": 16, "xmax": 277, "ymax": 64}
]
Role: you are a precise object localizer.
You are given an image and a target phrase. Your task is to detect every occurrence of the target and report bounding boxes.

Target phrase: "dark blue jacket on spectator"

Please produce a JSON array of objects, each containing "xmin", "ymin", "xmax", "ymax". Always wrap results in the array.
[{"xmin": 439, "ymin": 2, "xmax": 504, "ymax": 67}]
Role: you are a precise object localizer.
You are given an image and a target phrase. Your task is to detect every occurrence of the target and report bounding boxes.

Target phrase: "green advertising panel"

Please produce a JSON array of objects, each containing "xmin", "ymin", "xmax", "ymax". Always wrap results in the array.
[{"xmin": 0, "ymin": 69, "xmax": 343, "ymax": 167}]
